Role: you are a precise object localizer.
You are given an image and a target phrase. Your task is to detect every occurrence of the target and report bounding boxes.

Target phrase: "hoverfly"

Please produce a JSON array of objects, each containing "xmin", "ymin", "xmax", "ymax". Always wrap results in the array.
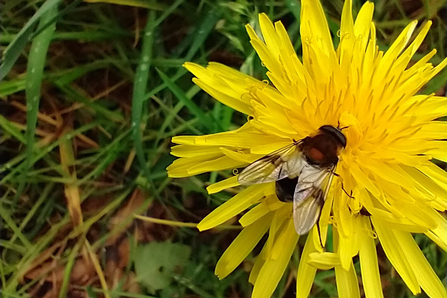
[{"xmin": 237, "ymin": 125, "xmax": 347, "ymax": 235}]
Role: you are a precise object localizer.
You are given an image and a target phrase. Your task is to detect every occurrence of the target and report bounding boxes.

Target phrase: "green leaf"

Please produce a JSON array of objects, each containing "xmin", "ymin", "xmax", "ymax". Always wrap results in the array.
[{"xmin": 134, "ymin": 242, "xmax": 191, "ymax": 292}]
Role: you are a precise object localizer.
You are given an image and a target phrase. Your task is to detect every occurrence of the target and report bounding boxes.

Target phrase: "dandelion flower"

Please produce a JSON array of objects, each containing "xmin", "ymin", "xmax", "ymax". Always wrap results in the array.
[{"xmin": 167, "ymin": 0, "xmax": 447, "ymax": 297}]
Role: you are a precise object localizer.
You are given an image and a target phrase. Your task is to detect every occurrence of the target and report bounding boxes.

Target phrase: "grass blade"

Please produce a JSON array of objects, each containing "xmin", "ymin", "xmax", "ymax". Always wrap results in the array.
[
  {"xmin": 14, "ymin": 4, "xmax": 59, "ymax": 203},
  {"xmin": 184, "ymin": 8, "xmax": 220, "ymax": 61},
  {"xmin": 84, "ymin": 0, "xmax": 165, "ymax": 10},
  {"xmin": 0, "ymin": 0, "xmax": 62, "ymax": 81},
  {"xmin": 156, "ymin": 68, "xmax": 214, "ymax": 130},
  {"xmin": 132, "ymin": 11, "xmax": 156, "ymax": 171}
]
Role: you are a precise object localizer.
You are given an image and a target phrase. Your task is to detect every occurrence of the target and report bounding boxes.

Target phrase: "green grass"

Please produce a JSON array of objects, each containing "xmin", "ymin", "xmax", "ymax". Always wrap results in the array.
[{"xmin": 1, "ymin": 0, "xmax": 447, "ymax": 297}]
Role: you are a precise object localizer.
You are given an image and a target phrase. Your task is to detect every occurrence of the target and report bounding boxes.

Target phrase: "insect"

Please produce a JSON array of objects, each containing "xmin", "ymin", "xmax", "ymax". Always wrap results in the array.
[{"xmin": 237, "ymin": 125, "xmax": 347, "ymax": 235}]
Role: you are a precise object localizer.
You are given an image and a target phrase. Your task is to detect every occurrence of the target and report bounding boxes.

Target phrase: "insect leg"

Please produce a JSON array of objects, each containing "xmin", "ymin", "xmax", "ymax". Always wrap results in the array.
[
  {"xmin": 316, "ymin": 214, "xmax": 324, "ymax": 249},
  {"xmin": 332, "ymin": 172, "xmax": 354, "ymax": 199},
  {"xmin": 341, "ymin": 183, "xmax": 354, "ymax": 198}
]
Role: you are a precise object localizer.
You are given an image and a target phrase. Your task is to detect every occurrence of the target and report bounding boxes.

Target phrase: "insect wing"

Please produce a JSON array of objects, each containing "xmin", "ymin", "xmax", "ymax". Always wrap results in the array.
[
  {"xmin": 292, "ymin": 165, "xmax": 334, "ymax": 235},
  {"xmin": 293, "ymin": 189, "xmax": 324, "ymax": 235},
  {"xmin": 237, "ymin": 143, "xmax": 304, "ymax": 185}
]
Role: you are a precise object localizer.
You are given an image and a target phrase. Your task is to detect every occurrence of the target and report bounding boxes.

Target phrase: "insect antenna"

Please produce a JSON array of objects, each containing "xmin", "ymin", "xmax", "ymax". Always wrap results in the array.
[{"xmin": 337, "ymin": 120, "xmax": 349, "ymax": 131}]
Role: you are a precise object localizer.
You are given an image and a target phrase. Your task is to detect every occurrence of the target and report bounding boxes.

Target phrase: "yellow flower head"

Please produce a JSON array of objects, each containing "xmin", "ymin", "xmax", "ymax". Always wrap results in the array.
[{"xmin": 167, "ymin": 0, "xmax": 447, "ymax": 297}]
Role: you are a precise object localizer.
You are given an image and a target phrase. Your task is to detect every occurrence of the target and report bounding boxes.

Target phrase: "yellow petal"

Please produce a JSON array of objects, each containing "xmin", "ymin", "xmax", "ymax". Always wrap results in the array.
[
  {"xmin": 401, "ymin": 49, "xmax": 437, "ymax": 83},
  {"xmin": 184, "ymin": 62, "xmax": 255, "ymax": 114},
  {"xmin": 186, "ymin": 128, "xmax": 286, "ymax": 148},
  {"xmin": 338, "ymin": 216, "xmax": 361, "ymax": 270},
  {"xmin": 258, "ymin": 13, "xmax": 281, "ymax": 62},
  {"xmin": 353, "ymin": 2, "xmax": 374, "ymax": 52},
  {"xmin": 374, "ymin": 21, "xmax": 417, "ymax": 81},
  {"xmin": 418, "ymin": 162, "xmax": 447, "ymax": 185},
  {"xmin": 340, "ymin": 0, "xmax": 354, "ymax": 38},
  {"xmin": 396, "ymin": 21, "xmax": 432, "ymax": 68},
  {"xmin": 349, "ymin": 164, "xmax": 380, "ymax": 197},
  {"xmin": 307, "ymin": 251, "xmax": 340, "ymax": 270},
  {"xmin": 171, "ymin": 144, "xmax": 222, "ymax": 157},
  {"xmin": 393, "ymin": 227, "xmax": 447, "ymax": 298},
  {"xmin": 335, "ymin": 261, "xmax": 360, "ymax": 298},
  {"xmin": 192, "ymin": 78, "xmax": 254, "ymax": 115},
  {"xmin": 215, "ymin": 212, "xmax": 273, "ymax": 279},
  {"xmin": 197, "ymin": 184, "xmax": 269, "ymax": 231},
  {"xmin": 424, "ymin": 212, "xmax": 447, "ymax": 252},
  {"xmin": 363, "ymin": 207, "xmax": 428, "ymax": 233},
  {"xmin": 251, "ymin": 219, "xmax": 298, "ymax": 298},
  {"xmin": 167, "ymin": 153, "xmax": 223, "ymax": 177},
  {"xmin": 206, "ymin": 176, "xmax": 239, "ymax": 194},
  {"xmin": 220, "ymin": 147, "xmax": 259, "ymax": 163},
  {"xmin": 296, "ymin": 229, "xmax": 318, "ymax": 298},
  {"xmin": 275, "ymin": 21, "xmax": 307, "ymax": 87},
  {"xmin": 249, "ymin": 244, "xmax": 267, "ymax": 285},
  {"xmin": 399, "ymin": 164, "xmax": 446, "ymax": 204},
  {"xmin": 246, "ymin": 24, "xmax": 283, "ymax": 76},
  {"xmin": 250, "ymin": 141, "xmax": 292, "ymax": 155},
  {"xmin": 372, "ymin": 218, "xmax": 420, "ymax": 294},
  {"xmin": 337, "ymin": 0, "xmax": 354, "ymax": 59},
  {"xmin": 360, "ymin": 186, "xmax": 406, "ymax": 219},
  {"xmin": 418, "ymin": 121, "xmax": 447, "ymax": 139},
  {"xmin": 300, "ymin": 0, "xmax": 336, "ymax": 63},
  {"xmin": 359, "ymin": 217, "xmax": 384, "ymax": 298},
  {"xmin": 264, "ymin": 194, "xmax": 287, "ymax": 210},
  {"xmin": 317, "ymin": 188, "xmax": 334, "ymax": 249},
  {"xmin": 265, "ymin": 205, "xmax": 290, "ymax": 256},
  {"xmin": 187, "ymin": 156, "xmax": 246, "ymax": 176},
  {"xmin": 363, "ymin": 160, "xmax": 418, "ymax": 193},
  {"xmin": 239, "ymin": 201, "xmax": 271, "ymax": 227}
]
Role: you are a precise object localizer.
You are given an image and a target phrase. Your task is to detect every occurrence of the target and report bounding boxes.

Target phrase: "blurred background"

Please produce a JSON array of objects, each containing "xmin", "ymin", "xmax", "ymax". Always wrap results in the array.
[{"xmin": 1, "ymin": 0, "xmax": 446, "ymax": 297}]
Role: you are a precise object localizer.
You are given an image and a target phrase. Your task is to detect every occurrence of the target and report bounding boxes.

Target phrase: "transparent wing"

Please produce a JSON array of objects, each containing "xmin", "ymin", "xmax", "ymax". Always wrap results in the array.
[
  {"xmin": 293, "ymin": 188, "xmax": 324, "ymax": 235},
  {"xmin": 237, "ymin": 142, "xmax": 305, "ymax": 185},
  {"xmin": 292, "ymin": 164, "xmax": 335, "ymax": 235}
]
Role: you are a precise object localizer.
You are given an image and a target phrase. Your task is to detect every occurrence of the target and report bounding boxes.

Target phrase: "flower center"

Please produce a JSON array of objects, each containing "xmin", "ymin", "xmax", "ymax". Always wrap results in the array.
[{"xmin": 338, "ymin": 111, "xmax": 362, "ymax": 149}]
